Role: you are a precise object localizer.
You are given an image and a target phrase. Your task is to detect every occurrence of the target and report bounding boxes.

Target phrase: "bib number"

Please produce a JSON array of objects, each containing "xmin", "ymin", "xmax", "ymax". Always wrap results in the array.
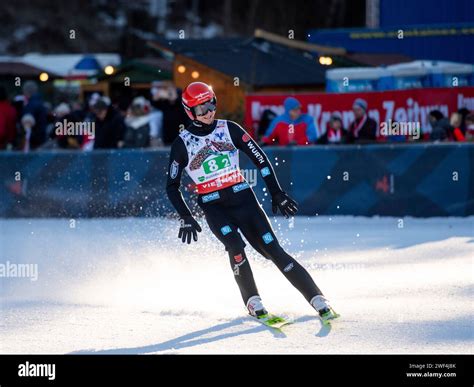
[{"xmin": 203, "ymin": 154, "xmax": 230, "ymax": 174}]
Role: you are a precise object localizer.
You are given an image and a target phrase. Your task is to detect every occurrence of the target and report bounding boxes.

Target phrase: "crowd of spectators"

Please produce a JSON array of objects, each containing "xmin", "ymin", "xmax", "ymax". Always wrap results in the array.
[
  {"xmin": 257, "ymin": 97, "xmax": 474, "ymax": 146},
  {"xmin": 1, "ymin": 85, "xmax": 473, "ymax": 152},
  {"xmin": 0, "ymin": 81, "xmax": 189, "ymax": 152}
]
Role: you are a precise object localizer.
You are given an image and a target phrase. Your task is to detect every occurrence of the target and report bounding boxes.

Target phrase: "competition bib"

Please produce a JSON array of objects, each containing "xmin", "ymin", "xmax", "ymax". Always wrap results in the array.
[{"xmin": 180, "ymin": 120, "xmax": 244, "ymax": 193}]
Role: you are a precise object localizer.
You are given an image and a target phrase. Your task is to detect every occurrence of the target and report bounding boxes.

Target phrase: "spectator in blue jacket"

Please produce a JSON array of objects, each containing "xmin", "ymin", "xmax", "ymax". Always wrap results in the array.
[{"xmin": 262, "ymin": 97, "xmax": 318, "ymax": 146}]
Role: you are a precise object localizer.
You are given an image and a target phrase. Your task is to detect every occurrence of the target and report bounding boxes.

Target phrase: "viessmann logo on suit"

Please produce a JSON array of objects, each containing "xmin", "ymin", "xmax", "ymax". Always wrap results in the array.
[{"xmin": 198, "ymin": 170, "xmax": 244, "ymax": 193}]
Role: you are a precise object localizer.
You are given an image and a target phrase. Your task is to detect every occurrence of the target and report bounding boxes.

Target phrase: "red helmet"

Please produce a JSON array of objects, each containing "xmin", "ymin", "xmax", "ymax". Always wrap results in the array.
[{"xmin": 182, "ymin": 82, "xmax": 216, "ymax": 120}]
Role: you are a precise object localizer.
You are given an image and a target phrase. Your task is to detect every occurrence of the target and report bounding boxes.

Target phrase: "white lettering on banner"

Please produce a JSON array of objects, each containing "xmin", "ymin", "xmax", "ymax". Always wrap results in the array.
[
  {"xmin": 247, "ymin": 88, "xmax": 473, "ymax": 135},
  {"xmin": 383, "ymin": 100, "xmax": 395, "ymax": 122},
  {"xmin": 458, "ymin": 93, "xmax": 474, "ymax": 110},
  {"xmin": 251, "ymin": 102, "xmax": 284, "ymax": 120}
]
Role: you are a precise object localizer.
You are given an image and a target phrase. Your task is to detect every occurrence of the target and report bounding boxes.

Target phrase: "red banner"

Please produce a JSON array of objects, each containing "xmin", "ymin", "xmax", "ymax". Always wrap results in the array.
[{"xmin": 245, "ymin": 87, "xmax": 474, "ymax": 136}]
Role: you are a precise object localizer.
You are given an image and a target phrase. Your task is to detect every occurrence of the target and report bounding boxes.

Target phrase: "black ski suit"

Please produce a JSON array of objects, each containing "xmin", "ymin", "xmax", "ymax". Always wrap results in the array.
[{"xmin": 166, "ymin": 119, "xmax": 323, "ymax": 306}]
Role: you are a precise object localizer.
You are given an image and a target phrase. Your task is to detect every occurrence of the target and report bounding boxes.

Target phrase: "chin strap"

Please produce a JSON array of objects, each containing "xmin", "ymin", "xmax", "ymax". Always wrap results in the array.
[{"xmin": 192, "ymin": 119, "xmax": 215, "ymax": 130}]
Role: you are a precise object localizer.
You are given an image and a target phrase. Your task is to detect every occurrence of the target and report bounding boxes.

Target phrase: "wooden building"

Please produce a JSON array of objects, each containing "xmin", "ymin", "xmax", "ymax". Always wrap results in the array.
[{"xmin": 147, "ymin": 30, "xmax": 350, "ymax": 121}]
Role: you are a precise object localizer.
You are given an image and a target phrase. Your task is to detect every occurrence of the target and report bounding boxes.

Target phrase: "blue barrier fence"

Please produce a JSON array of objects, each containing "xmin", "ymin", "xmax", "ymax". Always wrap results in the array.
[{"xmin": 1, "ymin": 144, "xmax": 473, "ymax": 218}]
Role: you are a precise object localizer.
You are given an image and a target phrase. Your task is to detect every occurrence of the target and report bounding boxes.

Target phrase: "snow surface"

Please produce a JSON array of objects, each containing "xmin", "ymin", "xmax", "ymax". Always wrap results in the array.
[{"xmin": 0, "ymin": 216, "xmax": 473, "ymax": 354}]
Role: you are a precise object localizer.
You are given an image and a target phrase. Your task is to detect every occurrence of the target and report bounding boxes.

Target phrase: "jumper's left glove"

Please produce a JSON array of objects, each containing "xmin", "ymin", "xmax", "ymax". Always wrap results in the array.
[{"xmin": 271, "ymin": 191, "xmax": 298, "ymax": 218}]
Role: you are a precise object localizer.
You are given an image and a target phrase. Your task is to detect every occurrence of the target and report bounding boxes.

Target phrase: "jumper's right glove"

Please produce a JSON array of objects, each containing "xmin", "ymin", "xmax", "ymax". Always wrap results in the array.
[
  {"xmin": 178, "ymin": 216, "xmax": 202, "ymax": 244},
  {"xmin": 271, "ymin": 191, "xmax": 298, "ymax": 218}
]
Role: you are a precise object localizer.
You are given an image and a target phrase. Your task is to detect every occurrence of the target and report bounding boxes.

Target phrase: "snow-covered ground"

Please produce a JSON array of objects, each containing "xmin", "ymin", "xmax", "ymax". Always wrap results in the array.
[{"xmin": 0, "ymin": 216, "xmax": 473, "ymax": 354}]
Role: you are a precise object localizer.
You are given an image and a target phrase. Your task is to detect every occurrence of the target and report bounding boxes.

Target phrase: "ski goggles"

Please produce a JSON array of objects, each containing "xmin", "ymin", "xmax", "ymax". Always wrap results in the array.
[{"xmin": 193, "ymin": 99, "xmax": 216, "ymax": 116}]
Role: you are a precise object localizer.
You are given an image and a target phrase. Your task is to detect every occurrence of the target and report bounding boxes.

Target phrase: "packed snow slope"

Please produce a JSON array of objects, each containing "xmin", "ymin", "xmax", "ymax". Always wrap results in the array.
[{"xmin": 1, "ymin": 216, "xmax": 472, "ymax": 354}]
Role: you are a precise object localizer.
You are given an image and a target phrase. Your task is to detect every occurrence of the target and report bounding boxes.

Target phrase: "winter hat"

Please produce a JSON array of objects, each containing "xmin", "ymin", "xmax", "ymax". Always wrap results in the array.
[
  {"xmin": 429, "ymin": 110, "xmax": 444, "ymax": 121},
  {"xmin": 330, "ymin": 112, "xmax": 343, "ymax": 122},
  {"xmin": 132, "ymin": 96, "xmax": 150, "ymax": 109},
  {"xmin": 131, "ymin": 96, "xmax": 151, "ymax": 114},
  {"xmin": 93, "ymin": 97, "xmax": 111, "ymax": 112},
  {"xmin": 88, "ymin": 92, "xmax": 101, "ymax": 108},
  {"xmin": 21, "ymin": 114, "xmax": 36, "ymax": 126},
  {"xmin": 54, "ymin": 102, "xmax": 71, "ymax": 117},
  {"xmin": 353, "ymin": 98, "xmax": 368, "ymax": 112},
  {"xmin": 284, "ymin": 97, "xmax": 301, "ymax": 112}
]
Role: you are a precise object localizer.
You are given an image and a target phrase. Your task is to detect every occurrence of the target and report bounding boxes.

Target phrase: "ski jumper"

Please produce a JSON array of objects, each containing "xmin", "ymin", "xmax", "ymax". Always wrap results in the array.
[{"xmin": 166, "ymin": 119, "xmax": 323, "ymax": 306}]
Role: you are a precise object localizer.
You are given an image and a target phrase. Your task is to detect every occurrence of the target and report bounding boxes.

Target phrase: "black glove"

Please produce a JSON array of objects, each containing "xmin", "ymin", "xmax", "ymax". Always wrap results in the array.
[
  {"xmin": 178, "ymin": 216, "xmax": 202, "ymax": 244},
  {"xmin": 271, "ymin": 191, "xmax": 298, "ymax": 218}
]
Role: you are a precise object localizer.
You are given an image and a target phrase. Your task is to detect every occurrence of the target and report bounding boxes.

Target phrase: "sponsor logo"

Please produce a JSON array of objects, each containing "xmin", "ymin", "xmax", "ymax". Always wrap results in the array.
[
  {"xmin": 202, "ymin": 191, "xmax": 220, "ymax": 203},
  {"xmin": 260, "ymin": 167, "xmax": 271, "ymax": 177},
  {"xmin": 262, "ymin": 232, "xmax": 274, "ymax": 244},
  {"xmin": 233, "ymin": 258, "xmax": 247, "ymax": 271},
  {"xmin": 197, "ymin": 171, "xmax": 244, "ymax": 193},
  {"xmin": 232, "ymin": 182, "xmax": 250, "ymax": 193},
  {"xmin": 375, "ymin": 174, "xmax": 395, "ymax": 194},
  {"xmin": 242, "ymin": 133, "xmax": 251, "ymax": 142},
  {"xmin": 198, "ymin": 165, "xmax": 237, "ymax": 183},
  {"xmin": 283, "ymin": 263, "xmax": 294, "ymax": 272},
  {"xmin": 195, "ymin": 91, "xmax": 211, "ymax": 101},
  {"xmin": 221, "ymin": 225, "xmax": 232, "ymax": 235},
  {"xmin": 234, "ymin": 253, "xmax": 243, "ymax": 263},
  {"xmin": 170, "ymin": 160, "xmax": 179, "ymax": 179},
  {"xmin": 246, "ymin": 141, "xmax": 265, "ymax": 164},
  {"xmin": 183, "ymin": 91, "xmax": 211, "ymax": 105}
]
